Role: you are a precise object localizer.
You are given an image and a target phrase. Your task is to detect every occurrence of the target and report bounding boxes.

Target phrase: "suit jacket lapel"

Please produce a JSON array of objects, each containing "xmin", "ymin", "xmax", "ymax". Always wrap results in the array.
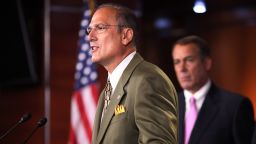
[
  {"xmin": 179, "ymin": 93, "xmax": 186, "ymax": 144},
  {"xmin": 96, "ymin": 84, "xmax": 124, "ymax": 143},
  {"xmin": 189, "ymin": 84, "xmax": 219, "ymax": 144},
  {"xmin": 96, "ymin": 53, "xmax": 144, "ymax": 144},
  {"xmin": 92, "ymin": 90, "xmax": 105, "ymax": 143}
]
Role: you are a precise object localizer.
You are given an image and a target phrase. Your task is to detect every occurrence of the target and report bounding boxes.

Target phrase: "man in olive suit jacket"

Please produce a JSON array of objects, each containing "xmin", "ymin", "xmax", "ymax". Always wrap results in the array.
[{"xmin": 87, "ymin": 3, "xmax": 179, "ymax": 144}]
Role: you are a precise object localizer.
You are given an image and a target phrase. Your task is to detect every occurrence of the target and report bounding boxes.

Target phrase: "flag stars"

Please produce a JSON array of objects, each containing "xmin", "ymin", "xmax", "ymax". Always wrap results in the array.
[
  {"xmin": 73, "ymin": 5, "xmax": 97, "ymax": 90},
  {"xmin": 84, "ymin": 36, "xmax": 89, "ymax": 41},
  {"xmin": 86, "ymin": 58, "xmax": 92, "ymax": 65},
  {"xmin": 81, "ymin": 77, "xmax": 89, "ymax": 85},
  {"xmin": 76, "ymin": 62, "xmax": 83, "ymax": 71},
  {"xmin": 83, "ymin": 67, "xmax": 91, "ymax": 75},
  {"xmin": 82, "ymin": 43, "xmax": 89, "ymax": 51},
  {"xmin": 79, "ymin": 29, "xmax": 85, "ymax": 37},
  {"xmin": 90, "ymin": 72, "xmax": 97, "ymax": 81},
  {"xmin": 78, "ymin": 53, "xmax": 86, "ymax": 61},
  {"xmin": 81, "ymin": 19, "xmax": 89, "ymax": 27},
  {"xmin": 84, "ymin": 10, "xmax": 91, "ymax": 17}
]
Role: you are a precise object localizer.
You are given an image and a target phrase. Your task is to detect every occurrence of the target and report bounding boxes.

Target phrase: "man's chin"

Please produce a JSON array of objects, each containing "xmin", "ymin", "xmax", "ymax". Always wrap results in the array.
[
  {"xmin": 91, "ymin": 60, "xmax": 99, "ymax": 64},
  {"xmin": 91, "ymin": 56, "xmax": 98, "ymax": 63},
  {"xmin": 180, "ymin": 83, "xmax": 192, "ymax": 90}
]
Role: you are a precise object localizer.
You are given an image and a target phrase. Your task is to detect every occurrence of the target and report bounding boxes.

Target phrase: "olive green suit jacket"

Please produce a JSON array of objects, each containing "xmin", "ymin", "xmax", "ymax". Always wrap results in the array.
[{"xmin": 92, "ymin": 53, "xmax": 178, "ymax": 144}]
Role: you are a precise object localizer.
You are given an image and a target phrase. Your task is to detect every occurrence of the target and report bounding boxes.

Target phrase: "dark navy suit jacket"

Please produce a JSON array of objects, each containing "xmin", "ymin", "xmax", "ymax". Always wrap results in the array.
[
  {"xmin": 251, "ymin": 124, "xmax": 256, "ymax": 144},
  {"xmin": 178, "ymin": 84, "xmax": 254, "ymax": 144}
]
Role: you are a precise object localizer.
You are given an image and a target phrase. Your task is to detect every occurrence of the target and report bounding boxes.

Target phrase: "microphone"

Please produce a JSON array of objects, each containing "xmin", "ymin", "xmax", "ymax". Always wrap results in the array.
[
  {"xmin": 0, "ymin": 113, "xmax": 32, "ymax": 141},
  {"xmin": 21, "ymin": 117, "xmax": 47, "ymax": 144}
]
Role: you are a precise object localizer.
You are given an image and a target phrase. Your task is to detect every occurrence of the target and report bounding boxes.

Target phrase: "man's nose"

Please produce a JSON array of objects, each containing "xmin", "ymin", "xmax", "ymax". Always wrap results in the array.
[
  {"xmin": 179, "ymin": 62, "xmax": 187, "ymax": 72},
  {"xmin": 87, "ymin": 30, "xmax": 96, "ymax": 42}
]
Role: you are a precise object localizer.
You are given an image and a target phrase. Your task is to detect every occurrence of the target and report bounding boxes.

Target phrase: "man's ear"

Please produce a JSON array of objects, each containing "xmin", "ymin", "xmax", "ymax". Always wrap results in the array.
[
  {"xmin": 121, "ymin": 28, "xmax": 133, "ymax": 45},
  {"xmin": 204, "ymin": 57, "xmax": 212, "ymax": 71}
]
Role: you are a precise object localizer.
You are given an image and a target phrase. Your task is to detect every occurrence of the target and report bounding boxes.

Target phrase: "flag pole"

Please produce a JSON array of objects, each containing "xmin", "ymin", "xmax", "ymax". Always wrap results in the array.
[{"xmin": 44, "ymin": 0, "xmax": 51, "ymax": 143}]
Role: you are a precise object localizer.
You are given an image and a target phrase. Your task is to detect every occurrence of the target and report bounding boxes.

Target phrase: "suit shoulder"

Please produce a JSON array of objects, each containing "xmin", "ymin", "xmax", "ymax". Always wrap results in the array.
[
  {"xmin": 135, "ymin": 60, "xmax": 167, "ymax": 77},
  {"xmin": 131, "ymin": 60, "xmax": 176, "ymax": 89},
  {"xmin": 215, "ymin": 87, "xmax": 246, "ymax": 101},
  {"xmin": 211, "ymin": 86, "xmax": 253, "ymax": 108}
]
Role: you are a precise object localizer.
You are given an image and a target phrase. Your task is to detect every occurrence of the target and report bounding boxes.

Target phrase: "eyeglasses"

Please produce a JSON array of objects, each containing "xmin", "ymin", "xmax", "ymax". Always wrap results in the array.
[{"xmin": 86, "ymin": 24, "xmax": 127, "ymax": 35}]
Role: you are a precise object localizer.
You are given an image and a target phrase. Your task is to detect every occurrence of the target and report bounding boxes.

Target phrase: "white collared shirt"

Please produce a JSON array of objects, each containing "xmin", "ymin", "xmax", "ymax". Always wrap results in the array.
[
  {"xmin": 184, "ymin": 80, "xmax": 211, "ymax": 118},
  {"xmin": 108, "ymin": 51, "xmax": 136, "ymax": 93}
]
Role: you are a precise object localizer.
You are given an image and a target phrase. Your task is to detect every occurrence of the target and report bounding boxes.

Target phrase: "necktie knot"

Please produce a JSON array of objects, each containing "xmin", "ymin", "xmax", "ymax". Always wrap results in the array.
[
  {"xmin": 106, "ymin": 80, "xmax": 112, "ymax": 92},
  {"xmin": 189, "ymin": 96, "xmax": 196, "ymax": 107}
]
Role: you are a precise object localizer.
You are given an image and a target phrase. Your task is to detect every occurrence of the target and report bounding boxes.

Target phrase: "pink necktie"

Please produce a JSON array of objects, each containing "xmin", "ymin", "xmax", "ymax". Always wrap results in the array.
[{"xmin": 185, "ymin": 96, "xmax": 198, "ymax": 144}]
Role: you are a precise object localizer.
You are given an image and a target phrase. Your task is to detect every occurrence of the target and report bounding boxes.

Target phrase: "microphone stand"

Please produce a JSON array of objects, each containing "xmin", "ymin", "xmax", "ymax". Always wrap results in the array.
[
  {"xmin": 21, "ymin": 117, "xmax": 47, "ymax": 144},
  {"xmin": 0, "ymin": 113, "xmax": 31, "ymax": 141},
  {"xmin": 0, "ymin": 121, "xmax": 20, "ymax": 140},
  {"xmin": 21, "ymin": 127, "xmax": 39, "ymax": 144}
]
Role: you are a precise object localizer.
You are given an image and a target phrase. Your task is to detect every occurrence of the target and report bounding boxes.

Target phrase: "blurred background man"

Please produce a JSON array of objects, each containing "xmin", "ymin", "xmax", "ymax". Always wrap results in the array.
[{"xmin": 171, "ymin": 35, "xmax": 255, "ymax": 144}]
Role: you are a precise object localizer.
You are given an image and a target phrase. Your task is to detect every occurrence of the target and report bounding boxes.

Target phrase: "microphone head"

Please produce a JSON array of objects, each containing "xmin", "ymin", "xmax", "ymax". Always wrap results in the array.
[
  {"xmin": 37, "ymin": 117, "xmax": 47, "ymax": 127},
  {"xmin": 19, "ymin": 113, "xmax": 32, "ymax": 124}
]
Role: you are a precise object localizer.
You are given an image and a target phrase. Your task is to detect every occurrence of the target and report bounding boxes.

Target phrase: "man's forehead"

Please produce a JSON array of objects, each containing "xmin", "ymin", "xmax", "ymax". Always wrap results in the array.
[
  {"xmin": 173, "ymin": 44, "xmax": 200, "ymax": 57},
  {"xmin": 90, "ymin": 7, "xmax": 117, "ymax": 24},
  {"xmin": 175, "ymin": 44, "xmax": 199, "ymax": 52},
  {"xmin": 94, "ymin": 7, "xmax": 117, "ymax": 18}
]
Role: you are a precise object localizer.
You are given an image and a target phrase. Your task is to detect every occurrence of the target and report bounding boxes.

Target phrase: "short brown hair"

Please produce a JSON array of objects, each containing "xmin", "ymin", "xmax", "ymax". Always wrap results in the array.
[{"xmin": 173, "ymin": 35, "xmax": 211, "ymax": 59}]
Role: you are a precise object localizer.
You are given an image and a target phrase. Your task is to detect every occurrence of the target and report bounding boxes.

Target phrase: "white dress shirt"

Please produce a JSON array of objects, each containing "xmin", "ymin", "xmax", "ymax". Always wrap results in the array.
[
  {"xmin": 184, "ymin": 80, "xmax": 211, "ymax": 119},
  {"xmin": 108, "ymin": 51, "xmax": 136, "ymax": 93}
]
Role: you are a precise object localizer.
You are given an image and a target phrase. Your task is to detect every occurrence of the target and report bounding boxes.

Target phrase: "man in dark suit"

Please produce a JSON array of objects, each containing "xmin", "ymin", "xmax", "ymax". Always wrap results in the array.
[
  {"xmin": 171, "ymin": 35, "xmax": 254, "ymax": 144},
  {"xmin": 87, "ymin": 3, "xmax": 178, "ymax": 144},
  {"xmin": 252, "ymin": 124, "xmax": 256, "ymax": 144}
]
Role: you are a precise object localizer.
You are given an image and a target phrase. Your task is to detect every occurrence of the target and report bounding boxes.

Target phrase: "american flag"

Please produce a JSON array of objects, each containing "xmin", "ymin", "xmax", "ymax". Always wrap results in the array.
[{"xmin": 69, "ymin": 4, "xmax": 99, "ymax": 144}]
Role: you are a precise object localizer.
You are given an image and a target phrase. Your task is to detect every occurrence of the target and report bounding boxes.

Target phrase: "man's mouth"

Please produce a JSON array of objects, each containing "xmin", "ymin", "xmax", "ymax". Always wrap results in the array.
[
  {"xmin": 91, "ymin": 46, "xmax": 99, "ymax": 52},
  {"xmin": 180, "ymin": 75, "xmax": 190, "ymax": 81}
]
